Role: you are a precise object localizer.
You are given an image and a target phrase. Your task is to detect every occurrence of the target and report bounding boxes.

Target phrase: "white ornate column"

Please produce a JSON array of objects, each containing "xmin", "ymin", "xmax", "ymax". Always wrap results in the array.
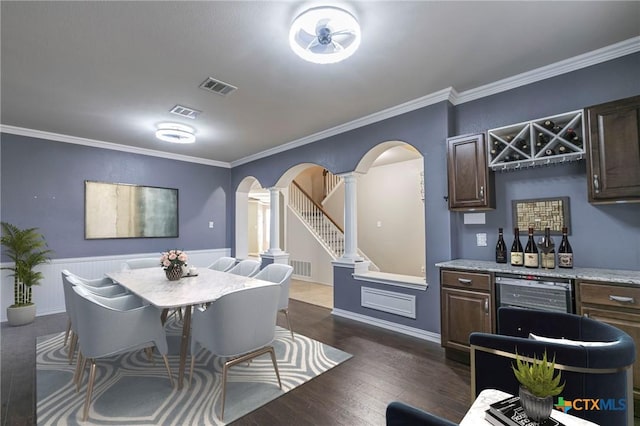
[
  {"xmin": 267, "ymin": 187, "xmax": 282, "ymax": 254},
  {"xmin": 262, "ymin": 187, "xmax": 289, "ymax": 265},
  {"xmin": 339, "ymin": 173, "xmax": 362, "ymax": 262}
]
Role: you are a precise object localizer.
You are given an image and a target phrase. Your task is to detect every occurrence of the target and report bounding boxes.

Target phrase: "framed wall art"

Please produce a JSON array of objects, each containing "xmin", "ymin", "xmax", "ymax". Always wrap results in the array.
[
  {"xmin": 511, "ymin": 197, "xmax": 570, "ymax": 235},
  {"xmin": 85, "ymin": 181, "xmax": 178, "ymax": 239}
]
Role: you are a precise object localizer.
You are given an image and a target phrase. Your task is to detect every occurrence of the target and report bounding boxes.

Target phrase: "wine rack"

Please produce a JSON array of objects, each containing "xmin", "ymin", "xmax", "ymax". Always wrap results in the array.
[{"xmin": 487, "ymin": 110, "xmax": 585, "ymax": 171}]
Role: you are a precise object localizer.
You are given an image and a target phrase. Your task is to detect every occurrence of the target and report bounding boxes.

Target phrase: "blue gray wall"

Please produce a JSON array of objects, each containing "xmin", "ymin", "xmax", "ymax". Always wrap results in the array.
[{"xmin": 0, "ymin": 134, "xmax": 230, "ymax": 259}]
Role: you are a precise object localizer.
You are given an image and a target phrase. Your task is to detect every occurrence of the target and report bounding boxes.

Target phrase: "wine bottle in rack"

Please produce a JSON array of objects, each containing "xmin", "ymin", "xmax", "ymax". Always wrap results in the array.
[
  {"xmin": 540, "ymin": 227, "xmax": 555, "ymax": 269},
  {"xmin": 542, "ymin": 120, "xmax": 555, "ymax": 131},
  {"xmin": 510, "ymin": 228, "xmax": 524, "ymax": 266},
  {"xmin": 495, "ymin": 228, "xmax": 507, "ymax": 264},
  {"xmin": 552, "ymin": 124, "xmax": 562, "ymax": 133},
  {"xmin": 536, "ymin": 133, "xmax": 548, "ymax": 153},
  {"xmin": 544, "ymin": 147, "xmax": 556, "ymax": 156},
  {"xmin": 558, "ymin": 145, "xmax": 568, "ymax": 154},
  {"xmin": 524, "ymin": 227, "xmax": 539, "ymax": 268},
  {"xmin": 558, "ymin": 227, "xmax": 573, "ymax": 268},
  {"xmin": 565, "ymin": 128, "xmax": 577, "ymax": 140}
]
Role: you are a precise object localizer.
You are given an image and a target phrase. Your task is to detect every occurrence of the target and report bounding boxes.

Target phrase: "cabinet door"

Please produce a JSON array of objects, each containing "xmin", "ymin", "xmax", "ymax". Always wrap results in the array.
[
  {"xmin": 446, "ymin": 133, "xmax": 495, "ymax": 210},
  {"xmin": 586, "ymin": 95, "xmax": 640, "ymax": 203},
  {"xmin": 441, "ymin": 287, "xmax": 492, "ymax": 352},
  {"xmin": 581, "ymin": 307, "xmax": 640, "ymax": 412}
]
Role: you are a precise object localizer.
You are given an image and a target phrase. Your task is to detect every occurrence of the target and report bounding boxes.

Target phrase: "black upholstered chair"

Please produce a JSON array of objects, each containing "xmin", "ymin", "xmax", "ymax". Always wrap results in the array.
[
  {"xmin": 470, "ymin": 307, "xmax": 635, "ymax": 426},
  {"xmin": 386, "ymin": 402, "xmax": 458, "ymax": 426}
]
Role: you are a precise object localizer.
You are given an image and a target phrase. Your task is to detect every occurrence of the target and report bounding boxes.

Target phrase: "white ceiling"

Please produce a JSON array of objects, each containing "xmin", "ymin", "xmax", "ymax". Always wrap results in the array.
[{"xmin": 2, "ymin": 1, "xmax": 639, "ymax": 165}]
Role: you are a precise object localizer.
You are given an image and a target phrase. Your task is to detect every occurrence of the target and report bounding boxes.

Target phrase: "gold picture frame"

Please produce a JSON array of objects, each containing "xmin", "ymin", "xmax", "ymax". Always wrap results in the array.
[{"xmin": 511, "ymin": 197, "xmax": 570, "ymax": 235}]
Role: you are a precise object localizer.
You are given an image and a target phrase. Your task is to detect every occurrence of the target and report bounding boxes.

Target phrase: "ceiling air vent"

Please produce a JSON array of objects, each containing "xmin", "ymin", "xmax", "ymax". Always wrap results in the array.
[
  {"xmin": 169, "ymin": 105, "xmax": 201, "ymax": 120},
  {"xmin": 199, "ymin": 77, "xmax": 237, "ymax": 96}
]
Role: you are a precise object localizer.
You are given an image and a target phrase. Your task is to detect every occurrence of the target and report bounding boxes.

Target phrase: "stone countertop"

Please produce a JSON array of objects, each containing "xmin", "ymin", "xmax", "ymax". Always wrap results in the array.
[{"xmin": 435, "ymin": 259, "xmax": 640, "ymax": 285}]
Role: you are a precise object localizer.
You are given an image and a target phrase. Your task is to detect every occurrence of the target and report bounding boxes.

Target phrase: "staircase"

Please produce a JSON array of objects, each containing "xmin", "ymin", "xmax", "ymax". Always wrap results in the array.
[{"xmin": 288, "ymin": 179, "xmax": 379, "ymax": 271}]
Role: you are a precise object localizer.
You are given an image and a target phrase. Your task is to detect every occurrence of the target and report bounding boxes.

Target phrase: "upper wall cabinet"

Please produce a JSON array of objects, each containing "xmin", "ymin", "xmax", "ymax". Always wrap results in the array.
[
  {"xmin": 446, "ymin": 133, "xmax": 495, "ymax": 211},
  {"xmin": 586, "ymin": 95, "xmax": 640, "ymax": 204},
  {"xmin": 487, "ymin": 110, "xmax": 585, "ymax": 172}
]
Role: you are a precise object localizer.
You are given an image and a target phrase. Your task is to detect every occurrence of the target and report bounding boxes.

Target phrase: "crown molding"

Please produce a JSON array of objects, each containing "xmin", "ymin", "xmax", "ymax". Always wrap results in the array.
[
  {"xmin": 0, "ymin": 125, "xmax": 231, "ymax": 168},
  {"xmin": 230, "ymin": 87, "xmax": 455, "ymax": 167},
  {"xmin": 233, "ymin": 36, "xmax": 639, "ymax": 166},
  {"xmin": 455, "ymin": 36, "xmax": 640, "ymax": 104}
]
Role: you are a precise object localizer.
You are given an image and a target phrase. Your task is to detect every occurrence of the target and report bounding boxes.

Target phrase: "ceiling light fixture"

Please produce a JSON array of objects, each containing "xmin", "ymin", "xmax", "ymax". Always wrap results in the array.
[
  {"xmin": 289, "ymin": 6, "xmax": 361, "ymax": 64},
  {"xmin": 155, "ymin": 123, "xmax": 196, "ymax": 144}
]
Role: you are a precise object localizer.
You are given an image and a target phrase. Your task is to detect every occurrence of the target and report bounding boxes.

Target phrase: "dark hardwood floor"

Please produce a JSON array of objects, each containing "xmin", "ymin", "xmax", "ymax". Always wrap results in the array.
[{"xmin": 1, "ymin": 300, "xmax": 471, "ymax": 425}]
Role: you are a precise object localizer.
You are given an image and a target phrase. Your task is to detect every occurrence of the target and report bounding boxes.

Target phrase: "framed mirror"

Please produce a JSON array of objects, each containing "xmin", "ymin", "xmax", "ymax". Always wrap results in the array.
[{"xmin": 85, "ymin": 181, "xmax": 178, "ymax": 239}]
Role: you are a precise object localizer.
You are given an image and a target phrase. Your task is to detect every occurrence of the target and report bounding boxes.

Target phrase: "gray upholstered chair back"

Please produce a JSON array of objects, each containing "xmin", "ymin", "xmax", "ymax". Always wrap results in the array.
[
  {"xmin": 253, "ymin": 264, "xmax": 293, "ymax": 311},
  {"xmin": 190, "ymin": 284, "xmax": 280, "ymax": 358},
  {"xmin": 71, "ymin": 286, "xmax": 168, "ymax": 358},
  {"xmin": 122, "ymin": 257, "xmax": 159, "ymax": 270},
  {"xmin": 207, "ymin": 256, "xmax": 237, "ymax": 272},
  {"xmin": 61, "ymin": 268, "xmax": 114, "ymax": 288},
  {"xmin": 226, "ymin": 259, "xmax": 261, "ymax": 277}
]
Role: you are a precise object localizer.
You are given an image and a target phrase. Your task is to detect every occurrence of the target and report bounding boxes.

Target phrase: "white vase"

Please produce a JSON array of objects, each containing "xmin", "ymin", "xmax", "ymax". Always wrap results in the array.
[{"xmin": 7, "ymin": 304, "xmax": 36, "ymax": 326}]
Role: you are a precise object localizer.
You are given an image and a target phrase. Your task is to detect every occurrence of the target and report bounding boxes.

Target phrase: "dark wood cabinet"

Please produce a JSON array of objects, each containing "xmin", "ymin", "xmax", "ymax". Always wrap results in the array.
[
  {"xmin": 446, "ymin": 133, "xmax": 495, "ymax": 210},
  {"xmin": 586, "ymin": 95, "xmax": 640, "ymax": 203},
  {"xmin": 440, "ymin": 269, "xmax": 493, "ymax": 355},
  {"xmin": 578, "ymin": 280, "xmax": 640, "ymax": 415}
]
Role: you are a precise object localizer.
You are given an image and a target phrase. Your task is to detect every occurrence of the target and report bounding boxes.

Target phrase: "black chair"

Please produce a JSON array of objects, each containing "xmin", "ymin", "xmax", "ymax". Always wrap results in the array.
[
  {"xmin": 470, "ymin": 307, "xmax": 635, "ymax": 426},
  {"xmin": 386, "ymin": 402, "xmax": 458, "ymax": 426}
]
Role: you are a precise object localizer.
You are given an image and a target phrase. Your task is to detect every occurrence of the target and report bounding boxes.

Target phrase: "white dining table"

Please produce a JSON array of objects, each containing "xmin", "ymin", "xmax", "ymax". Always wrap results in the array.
[{"xmin": 106, "ymin": 267, "xmax": 274, "ymax": 389}]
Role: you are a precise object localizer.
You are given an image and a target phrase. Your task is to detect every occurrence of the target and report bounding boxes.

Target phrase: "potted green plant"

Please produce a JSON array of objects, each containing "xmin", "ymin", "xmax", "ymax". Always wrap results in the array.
[
  {"xmin": 512, "ymin": 350, "xmax": 565, "ymax": 422},
  {"xmin": 1, "ymin": 222, "xmax": 53, "ymax": 326}
]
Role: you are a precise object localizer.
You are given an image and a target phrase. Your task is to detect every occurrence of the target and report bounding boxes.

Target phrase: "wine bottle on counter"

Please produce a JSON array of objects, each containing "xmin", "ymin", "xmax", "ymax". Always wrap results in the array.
[
  {"xmin": 558, "ymin": 227, "xmax": 574, "ymax": 268},
  {"xmin": 524, "ymin": 227, "xmax": 539, "ymax": 268},
  {"xmin": 540, "ymin": 227, "xmax": 555, "ymax": 269},
  {"xmin": 495, "ymin": 228, "xmax": 507, "ymax": 264},
  {"xmin": 510, "ymin": 227, "xmax": 524, "ymax": 266}
]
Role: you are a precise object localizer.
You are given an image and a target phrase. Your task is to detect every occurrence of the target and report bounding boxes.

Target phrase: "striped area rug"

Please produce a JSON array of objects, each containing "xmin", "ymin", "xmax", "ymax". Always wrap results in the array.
[{"xmin": 36, "ymin": 325, "xmax": 352, "ymax": 425}]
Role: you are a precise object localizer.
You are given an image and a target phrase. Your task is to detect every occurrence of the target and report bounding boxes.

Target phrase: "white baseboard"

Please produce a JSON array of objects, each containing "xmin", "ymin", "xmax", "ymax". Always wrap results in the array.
[{"xmin": 331, "ymin": 308, "xmax": 441, "ymax": 344}]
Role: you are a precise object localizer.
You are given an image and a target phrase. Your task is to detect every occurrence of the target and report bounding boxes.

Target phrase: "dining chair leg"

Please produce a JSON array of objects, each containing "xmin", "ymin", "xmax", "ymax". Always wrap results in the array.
[
  {"xmin": 76, "ymin": 353, "xmax": 87, "ymax": 392},
  {"xmin": 268, "ymin": 346, "xmax": 282, "ymax": 389},
  {"xmin": 68, "ymin": 333, "xmax": 78, "ymax": 364},
  {"xmin": 83, "ymin": 359, "xmax": 97, "ymax": 421},
  {"xmin": 64, "ymin": 319, "xmax": 71, "ymax": 346},
  {"xmin": 281, "ymin": 309, "xmax": 294, "ymax": 340},
  {"xmin": 163, "ymin": 355, "xmax": 174, "ymax": 387},
  {"xmin": 74, "ymin": 351, "xmax": 84, "ymax": 390},
  {"xmin": 220, "ymin": 362, "xmax": 229, "ymax": 420}
]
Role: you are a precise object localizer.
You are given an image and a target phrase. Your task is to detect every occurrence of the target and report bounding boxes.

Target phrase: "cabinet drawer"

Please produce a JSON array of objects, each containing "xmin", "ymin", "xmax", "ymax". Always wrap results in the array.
[
  {"xmin": 580, "ymin": 281, "xmax": 640, "ymax": 311},
  {"xmin": 441, "ymin": 270, "xmax": 490, "ymax": 291}
]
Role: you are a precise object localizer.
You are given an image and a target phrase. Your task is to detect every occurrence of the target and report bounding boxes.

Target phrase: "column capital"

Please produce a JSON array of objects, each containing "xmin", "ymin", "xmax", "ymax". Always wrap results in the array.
[{"xmin": 336, "ymin": 171, "xmax": 362, "ymax": 182}]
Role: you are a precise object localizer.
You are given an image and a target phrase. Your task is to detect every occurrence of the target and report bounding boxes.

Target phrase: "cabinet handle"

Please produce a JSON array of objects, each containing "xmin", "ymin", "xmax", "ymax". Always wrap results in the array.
[
  {"xmin": 479, "ymin": 185, "xmax": 484, "ymax": 198},
  {"xmin": 609, "ymin": 295, "xmax": 635, "ymax": 304},
  {"xmin": 593, "ymin": 174, "xmax": 600, "ymax": 194},
  {"xmin": 457, "ymin": 278, "xmax": 472, "ymax": 285},
  {"xmin": 484, "ymin": 299, "xmax": 489, "ymax": 314}
]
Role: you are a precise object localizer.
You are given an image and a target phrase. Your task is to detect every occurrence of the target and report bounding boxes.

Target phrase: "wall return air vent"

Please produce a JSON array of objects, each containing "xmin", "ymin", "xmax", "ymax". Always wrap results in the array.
[{"xmin": 199, "ymin": 77, "xmax": 237, "ymax": 96}]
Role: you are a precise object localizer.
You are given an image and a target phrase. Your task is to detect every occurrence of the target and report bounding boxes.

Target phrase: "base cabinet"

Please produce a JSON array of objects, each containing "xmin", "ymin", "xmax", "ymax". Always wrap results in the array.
[
  {"xmin": 440, "ymin": 270, "xmax": 493, "ymax": 355},
  {"xmin": 578, "ymin": 280, "xmax": 640, "ymax": 416}
]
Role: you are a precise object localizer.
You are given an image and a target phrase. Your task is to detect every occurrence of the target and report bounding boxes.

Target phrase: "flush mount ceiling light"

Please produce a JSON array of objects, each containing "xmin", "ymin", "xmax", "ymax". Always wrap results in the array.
[
  {"xmin": 155, "ymin": 123, "xmax": 196, "ymax": 144},
  {"xmin": 289, "ymin": 6, "xmax": 361, "ymax": 64}
]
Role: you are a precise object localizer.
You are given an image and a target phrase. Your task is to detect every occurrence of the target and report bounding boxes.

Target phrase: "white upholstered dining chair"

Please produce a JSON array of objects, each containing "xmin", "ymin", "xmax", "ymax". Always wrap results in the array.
[
  {"xmin": 252, "ymin": 264, "xmax": 295, "ymax": 339},
  {"xmin": 189, "ymin": 283, "xmax": 282, "ymax": 420},
  {"xmin": 122, "ymin": 257, "xmax": 159, "ymax": 270},
  {"xmin": 71, "ymin": 285, "xmax": 173, "ymax": 421},
  {"xmin": 226, "ymin": 259, "xmax": 261, "ymax": 277},
  {"xmin": 206, "ymin": 256, "xmax": 237, "ymax": 272}
]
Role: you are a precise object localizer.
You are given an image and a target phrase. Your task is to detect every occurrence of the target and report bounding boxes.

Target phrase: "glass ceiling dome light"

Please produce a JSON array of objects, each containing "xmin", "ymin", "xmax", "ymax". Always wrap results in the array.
[
  {"xmin": 289, "ymin": 6, "xmax": 361, "ymax": 64},
  {"xmin": 155, "ymin": 122, "xmax": 196, "ymax": 144}
]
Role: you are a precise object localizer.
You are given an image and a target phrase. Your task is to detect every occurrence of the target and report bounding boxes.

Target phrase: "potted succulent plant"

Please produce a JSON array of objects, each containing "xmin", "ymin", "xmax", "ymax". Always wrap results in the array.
[
  {"xmin": 512, "ymin": 350, "xmax": 565, "ymax": 422},
  {"xmin": 1, "ymin": 222, "xmax": 53, "ymax": 326}
]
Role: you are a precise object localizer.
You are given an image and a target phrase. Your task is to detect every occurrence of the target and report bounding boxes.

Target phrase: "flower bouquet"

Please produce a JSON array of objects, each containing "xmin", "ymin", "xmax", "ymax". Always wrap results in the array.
[{"xmin": 160, "ymin": 249, "xmax": 188, "ymax": 281}]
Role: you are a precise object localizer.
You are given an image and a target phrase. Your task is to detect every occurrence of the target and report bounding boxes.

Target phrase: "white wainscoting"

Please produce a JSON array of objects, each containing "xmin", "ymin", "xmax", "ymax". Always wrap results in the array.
[
  {"xmin": 0, "ymin": 248, "xmax": 230, "ymax": 322},
  {"xmin": 361, "ymin": 286, "xmax": 416, "ymax": 319}
]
